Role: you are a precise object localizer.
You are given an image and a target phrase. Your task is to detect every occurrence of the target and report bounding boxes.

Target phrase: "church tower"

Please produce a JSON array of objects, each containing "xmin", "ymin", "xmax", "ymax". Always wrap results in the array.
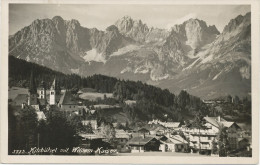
[
  {"xmin": 28, "ymin": 71, "xmax": 38, "ymax": 106},
  {"xmin": 50, "ymin": 78, "xmax": 59, "ymax": 105},
  {"xmin": 38, "ymin": 80, "xmax": 46, "ymax": 99}
]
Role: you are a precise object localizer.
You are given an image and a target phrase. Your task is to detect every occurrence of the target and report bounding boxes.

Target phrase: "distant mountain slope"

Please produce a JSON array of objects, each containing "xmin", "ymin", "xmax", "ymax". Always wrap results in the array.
[
  {"xmin": 156, "ymin": 13, "xmax": 251, "ymax": 99},
  {"xmin": 9, "ymin": 13, "xmax": 251, "ymax": 99}
]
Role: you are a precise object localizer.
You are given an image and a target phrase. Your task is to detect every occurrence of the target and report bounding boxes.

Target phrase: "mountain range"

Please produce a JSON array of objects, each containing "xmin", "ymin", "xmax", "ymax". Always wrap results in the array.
[{"xmin": 9, "ymin": 12, "xmax": 251, "ymax": 99}]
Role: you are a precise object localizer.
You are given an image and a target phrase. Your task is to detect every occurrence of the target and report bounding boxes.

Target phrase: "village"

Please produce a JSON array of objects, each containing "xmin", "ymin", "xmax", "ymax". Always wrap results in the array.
[{"xmin": 9, "ymin": 75, "xmax": 252, "ymax": 157}]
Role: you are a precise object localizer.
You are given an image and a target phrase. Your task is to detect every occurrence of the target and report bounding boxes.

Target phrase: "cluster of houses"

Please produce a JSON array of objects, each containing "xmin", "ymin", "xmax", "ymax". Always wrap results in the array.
[
  {"xmin": 77, "ymin": 116, "xmax": 251, "ymax": 155},
  {"xmin": 10, "ymin": 76, "xmax": 252, "ymax": 155}
]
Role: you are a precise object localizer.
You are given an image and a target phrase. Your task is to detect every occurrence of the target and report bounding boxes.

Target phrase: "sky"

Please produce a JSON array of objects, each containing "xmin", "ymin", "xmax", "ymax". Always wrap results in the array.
[{"xmin": 9, "ymin": 4, "xmax": 250, "ymax": 35}]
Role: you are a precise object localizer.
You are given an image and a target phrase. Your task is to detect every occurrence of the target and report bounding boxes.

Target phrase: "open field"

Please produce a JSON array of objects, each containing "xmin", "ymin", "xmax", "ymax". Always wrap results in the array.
[
  {"xmin": 8, "ymin": 87, "xmax": 28, "ymax": 100},
  {"xmin": 79, "ymin": 92, "xmax": 113, "ymax": 101},
  {"xmin": 94, "ymin": 104, "xmax": 120, "ymax": 109}
]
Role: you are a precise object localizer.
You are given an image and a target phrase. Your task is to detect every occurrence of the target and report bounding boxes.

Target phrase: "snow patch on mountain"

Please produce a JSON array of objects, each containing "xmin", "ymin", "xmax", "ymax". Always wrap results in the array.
[
  {"xmin": 134, "ymin": 66, "xmax": 150, "ymax": 74},
  {"xmin": 83, "ymin": 49, "xmax": 106, "ymax": 63},
  {"xmin": 240, "ymin": 66, "xmax": 250, "ymax": 79},
  {"xmin": 26, "ymin": 56, "xmax": 30, "ymax": 61},
  {"xmin": 213, "ymin": 71, "xmax": 223, "ymax": 80},
  {"xmin": 110, "ymin": 45, "xmax": 142, "ymax": 56},
  {"xmin": 120, "ymin": 67, "xmax": 132, "ymax": 74},
  {"xmin": 150, "ymin": 73, "xmax": 169, "ymax": 81},
  {"xmin": 71, "ymin": 68, "xmax": 79, "ymax": 74}
]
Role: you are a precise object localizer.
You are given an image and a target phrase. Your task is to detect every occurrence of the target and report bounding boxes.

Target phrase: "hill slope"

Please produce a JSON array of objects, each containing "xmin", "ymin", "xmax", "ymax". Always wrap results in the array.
[{"xmin": 9, "ymin": 56, "xmax": 209, "ymax": 122}]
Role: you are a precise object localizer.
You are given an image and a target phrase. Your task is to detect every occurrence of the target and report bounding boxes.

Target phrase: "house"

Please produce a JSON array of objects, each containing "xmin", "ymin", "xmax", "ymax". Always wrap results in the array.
[
  {"xmin": 180, "ymin": 117, "xmax": 218, "ymax": 151},
  {"xmin": 204, "ymin": 116, "xmax": 241, "ymax": 150},
  {"xmin": 132, "ymin": 128, "xmax": 150, "ymax": 137},
  {"xmin": 160, "ymin": 134, "xmax": 189, "ymax": 152},
  {"xmin": 124, "ymin": 100, "xmax": 136, "ymax": 106},
  {"xmin": 148, "ymin": 125, "xmax": 167, "ymax": 135},
  {"xmin": 58, "ymin": 91, "xmax": 78, "ymax": 111},
  {"xmin": 79, "ymin": 132, "xmax": 104, "ymax": 140},
  {"xmin": 12, "ymin": 94, "xmax": 28, "ymax": 107},
  {"xmin": 126, "ymin": 136, "xmax": 161, "ymax": 153},
  {"xmin": 222, "ymin": 122, "xmax": 241, "ymax": 150},
  {"xmin": 170, "ymin": 135, "xmax": 189, "ymax": 152},
  {"xmin": 159, "ymin": 135, "xmax": 175, "ymax": 152},
  {"xmin": 148, "ymin": 120, "xmax": 181, "ymax": 130},
  {"xmin": 238, "ymin": 138, "xmax": 251, "ymax": 151},
  {"xmin": 112, "ymin": 122, "xmax": 127, "ymax": 128},
  {"xmin": 162, "ymin": 122, "xmax": 181, "ymax": 129},
  {"xmin": 203, "ymin": 100, "xmax": 216, "ymax": 105},
  {"xmin": 204, "ymin": 116, "xmax": 226, "ymax": 132},
  {"xmin": 115, "ymin": 129, "xmax": 131, "ymax": 150},
  {"xmin": 148, "ymin": 119, "xmax": 160, "ymax": 125},
  {"xmin": 182, "ymin": 116, "xmax": 241, "ymax": 152},
  {"xmin": 82, "ymin": 120, "xmax": 98, "ymax": 130}
]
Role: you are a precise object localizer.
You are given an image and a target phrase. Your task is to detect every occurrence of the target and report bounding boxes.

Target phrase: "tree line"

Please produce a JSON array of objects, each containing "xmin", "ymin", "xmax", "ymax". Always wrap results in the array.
[{"xmin": 9, "ymin": 56, "xmax": 210, "ymax": 123}]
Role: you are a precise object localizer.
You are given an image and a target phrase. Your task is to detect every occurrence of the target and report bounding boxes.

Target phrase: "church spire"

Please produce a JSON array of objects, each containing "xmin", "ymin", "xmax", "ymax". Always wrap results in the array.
[{"xmin": 50, "ymin": 78, "xmax": 56, "ymax": 90}]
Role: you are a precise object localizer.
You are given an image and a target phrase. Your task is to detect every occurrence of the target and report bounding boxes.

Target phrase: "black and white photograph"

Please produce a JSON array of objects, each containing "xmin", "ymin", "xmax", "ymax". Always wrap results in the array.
[{"xmin": 1, "ymin": 0, "xmax": 259, "ymax": 164}]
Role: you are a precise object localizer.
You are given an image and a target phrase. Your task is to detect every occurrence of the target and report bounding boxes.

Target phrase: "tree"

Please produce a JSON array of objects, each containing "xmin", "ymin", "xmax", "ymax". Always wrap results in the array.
[
  {"xmin": 217, "ymin": 124, "xmax": 230, "ymax": 157},
  {"xmin": 18, "ymin": 107, "xmax": 38, "ymax": 150},
  {"xmin": 211, "ymin": 138, "xmax": 219, "ymax": 155},
  {"xmin": 46, "ymin": 111, "xmax": 77, "ymax": 149},
  {"xmin": 234, "ymin": 95, "xmax": 240, "ymax": 105},
  {"xmin": 100, "ymin": 122, "xmax": 116, "ymax": 144},
  {"xmin": 8, "ymin": 105, "xmax": 18, "ymax": 154},
  {"xmin": 68, "ymin": 114, "xmax": 85, "ymax": 133},
  {"xmin": 191, "ymin": 112, "xmax": 206, "ymax": 152},
  {"xmin": 226, "ymin": 95, "xmax": 232, "ymax": 103},
  {"xmin": 37, "ymin": 119, "xmax": 49, "ymax": 147}
]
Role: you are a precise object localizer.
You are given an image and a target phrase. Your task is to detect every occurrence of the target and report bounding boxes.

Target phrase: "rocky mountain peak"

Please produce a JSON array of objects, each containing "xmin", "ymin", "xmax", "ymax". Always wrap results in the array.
[
  {"xmin": 52, "ymin": 16, "xmax": 64, "ymax": 23},
  {"xmin": 115, "ymin": 16, "xmax": 150, "ymax": 42},
  {"xmin": 170, "ymin": 18, "xmax": 220, "ymax": 49},
  {"xmin": 223, "ymin": 12, "xmax": 250, "ymax": 34},
  {"xmin": 208, "ymin": 25, "xmax": 219, "ymax": 34},
  {"xmin": 106, "ymin": 25, "xmax": 119, "ymax": 32},
  {"xmin": 115, "ymin": 16, "xmax": 134, "ymax": 33}
]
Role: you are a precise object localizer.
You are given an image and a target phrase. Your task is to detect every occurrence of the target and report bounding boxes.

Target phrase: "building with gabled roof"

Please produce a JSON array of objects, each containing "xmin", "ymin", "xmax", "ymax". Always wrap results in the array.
[
  {"xmin": 126, "ymin": 136, "xmax": 161, "ymax": 153},
  {"xmin": 204, "ymin": 116, "xmax": 226, "ymax": 128},
  {"xmin": 12, "ymin": 94, "xmax": 28, "ymax": 107},
  {"xmin": 58, "ymin": 91, "xmax": 78, "ymax": 111},
  {"xmin": 167, "ymin": 135, "xmax": 189, "ymax": 152},
  {"xmin": 82, "ymin": 120, "xmax": 98, "ymax": 130},
  {"xmin": 181, "ymin": 116, "xmax": 242, "ymax": 152}
]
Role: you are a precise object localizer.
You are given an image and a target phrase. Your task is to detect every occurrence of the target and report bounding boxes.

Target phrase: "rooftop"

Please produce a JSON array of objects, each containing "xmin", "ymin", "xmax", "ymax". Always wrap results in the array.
[
  {"xmin": 12, "ymin": 94, "xmax": 28, "ymax": 105},
  {"xmin": 127, "ymin": 136, "xmax": 156, "ymax": 146},
  {"xmin": 59, "ymin": 91, "xmax": 77, "ymax": 105},
  {"xmin": 204, "ymin": 116, "xmax": 226, "ymax": 128}
]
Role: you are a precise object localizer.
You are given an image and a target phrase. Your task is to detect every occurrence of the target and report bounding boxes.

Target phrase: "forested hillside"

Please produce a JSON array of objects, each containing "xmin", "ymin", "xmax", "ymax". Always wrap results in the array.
[{"xmin": 9, "ymin": 56, "xmax": 209, "ymax": 122}]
